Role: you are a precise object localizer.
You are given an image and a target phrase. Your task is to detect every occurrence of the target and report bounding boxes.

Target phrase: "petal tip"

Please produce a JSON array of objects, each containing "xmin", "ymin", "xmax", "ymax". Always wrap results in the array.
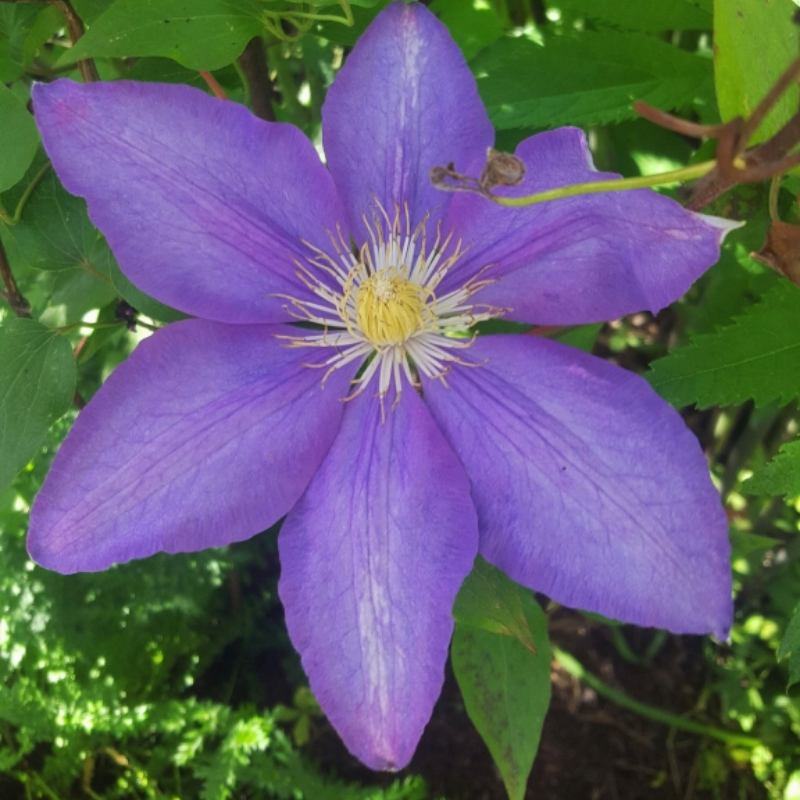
[
  {"xmin": 26, "ymin": 525, "xmax": 73, "ymax": 575},
  {"xmin": 691, "ymin": 210, "xmax": 746, "ymax": 242}
]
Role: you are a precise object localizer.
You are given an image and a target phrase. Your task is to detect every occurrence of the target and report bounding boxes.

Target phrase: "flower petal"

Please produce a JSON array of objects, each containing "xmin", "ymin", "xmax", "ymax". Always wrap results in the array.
[
  {"xmin": 443, "ymin": 128, "xmax": 738, "ymax": 325},
  {"xmin": 424, "ymin": 335, "xmax": 732, "ymax": 637},
  {"xmin": 279, "ymin": 388, "xmax": 479, "ymax": 770},
  {"xmin": 28, "ymin": 321, "xmax": 353, "ymax": 573},
  {"xmin": 322, "ymin": 2, "xmax": 493, "ymax": 239},
  {"xmin": 33, "ymin": 80, "xmax": 346, "ymax": 324}
]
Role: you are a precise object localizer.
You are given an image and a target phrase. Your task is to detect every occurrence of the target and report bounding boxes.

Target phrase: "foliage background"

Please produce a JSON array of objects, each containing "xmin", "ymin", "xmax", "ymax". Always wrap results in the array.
[{"xmin": 2, "ymin": 0, "xmax": 800, "ymax": 798}]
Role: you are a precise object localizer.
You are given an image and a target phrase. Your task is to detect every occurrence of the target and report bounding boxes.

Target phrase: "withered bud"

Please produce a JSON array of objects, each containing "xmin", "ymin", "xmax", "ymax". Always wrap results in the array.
[
  {"xmin": 479, "ymin": 148, "xmax": 526, "ymax": 191},
  {"xmin": 752, "ymin": 220, "xmax": 800, "ymax": 287},
  {"xmin": 430, "ymin": 163, "xmax": 459, "ymax": 188},
  {"xmin": 430, "ymin": 161, "xmax": 480, "ymax": 193},
  {"xmin": 115, "ymin": 299, "xmax": 139, "ymax": 331}
]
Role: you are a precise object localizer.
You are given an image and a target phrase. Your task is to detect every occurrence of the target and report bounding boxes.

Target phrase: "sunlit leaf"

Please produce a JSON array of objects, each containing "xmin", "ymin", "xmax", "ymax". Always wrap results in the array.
[{"xmin": 714, "ymin": 0, "xmax": 798, "ymax": 144}]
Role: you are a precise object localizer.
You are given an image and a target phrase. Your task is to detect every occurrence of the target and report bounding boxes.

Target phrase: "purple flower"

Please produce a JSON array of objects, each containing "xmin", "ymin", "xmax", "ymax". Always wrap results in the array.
[{"xmin": 29, "ymin": 2, "xmax": 733, "ymax": 771}]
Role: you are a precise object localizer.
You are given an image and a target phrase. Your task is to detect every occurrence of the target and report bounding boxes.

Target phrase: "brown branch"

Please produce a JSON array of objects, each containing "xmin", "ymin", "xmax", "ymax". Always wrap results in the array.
[
  {"xmin": 47, "ymin": 0, "xmax": 99, "ymax": 83},
  {"xmin": 634, "ymin": 101, "xmax": 731, "ymax": 140},
  {"xmin": 636, "ymin": 52, "xmax": 800, "ymax": 212},
  {"xmin": 199, "ymin": 70, "xmax": 229, "ymax": 100},
  {"xmin": 685, "ymin": 110, "xmax": 800, "ymax": 211},
  {"xmin": 238, "ymin": 36, "xmax": 275, "ymax": 122},
  {"xmin": 0, "ymin": 239, "xmax": 31, "ymax": 318},
  {"xmin": 1, "ymin": 0, "xmax": 99, "ymax": 82}
]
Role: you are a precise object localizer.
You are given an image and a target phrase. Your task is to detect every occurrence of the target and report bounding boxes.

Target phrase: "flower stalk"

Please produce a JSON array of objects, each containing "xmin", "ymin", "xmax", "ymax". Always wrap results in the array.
[{"xmin": 487, "ymin": 161, "xmax": 716, "ymax": 209}]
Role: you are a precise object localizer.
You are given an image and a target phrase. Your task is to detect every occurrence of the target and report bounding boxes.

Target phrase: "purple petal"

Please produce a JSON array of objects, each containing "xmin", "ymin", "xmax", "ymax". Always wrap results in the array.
[
  {"xmin": 424, "ymin": 334, "xmax": 732, "ymax": 637},
  {"xmin": 28, "ymin": 321, "xmax": 353, "ymax": 573},
  {"xmin": 279, "ymin": 388, "xmax": 479, "ymax": 770},
  {"xmin": 33, "ymin": 80, "xmax": 346, "ymax": 324},
  {"xmin": 442, "ymin": 128, "xmax": 738, "ymax": 325},
  {"xmin": 322, "ymin": 2, "xmax": 493, "ymax": 240}
]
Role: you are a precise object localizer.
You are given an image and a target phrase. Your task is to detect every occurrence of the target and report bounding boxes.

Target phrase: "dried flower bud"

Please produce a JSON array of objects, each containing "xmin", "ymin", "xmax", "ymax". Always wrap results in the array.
[
  {"xmin": 479, "ymin": 148, "xmax": 526, "ymax": 191},
  {"xmin": 430, "ymin": 163, "xmax": 458, "ymax": 189},
  {"xmin": 430, "ymin": 162, "xmax": 480, "ymax": 193},
  {"xmin": 115, "ymin": 300, "xmax": 139, "ymax": 331}
]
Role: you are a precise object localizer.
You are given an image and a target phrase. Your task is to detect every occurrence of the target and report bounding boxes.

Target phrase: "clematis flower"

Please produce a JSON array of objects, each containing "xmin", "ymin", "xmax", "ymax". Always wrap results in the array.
[{"xmin": 29, "ymin": 1, "xmax": 734, "ymax": 771}]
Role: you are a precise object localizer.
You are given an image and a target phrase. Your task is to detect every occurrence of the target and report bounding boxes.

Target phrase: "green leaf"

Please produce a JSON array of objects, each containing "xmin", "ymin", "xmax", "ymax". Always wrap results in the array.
[
  {"xmin": 472, "ymin": 31, "xmax": 712, "ymax": 130},
  {"xmin": 555, "ymin": 0, "xmax": 712, "ymax": 31},
  {"xmin": 20, "ymin": 6, "xmax": 63, "ymax": 67},
  {"xmin": 647, "ymin": 282, "xmax": 800, "ymax": 409},
  {"xmin": 97, "ymin": 256, "xmax": 188, "ymax": 323},
  {"xmin": 0, "ymin": 5, "xmax": 61, "ymax": 81},
  {"xmin": 10, "ymin": 169, "xmax": 115, "ymax": 274},
  {"xmin": 556, "ymin": 323, "xmax": 602, "ymax": 354},
  {"xmin": 729, "ymin": 529, "xmax": 780, "ymax": 559},
  {"xmin": 430, "ymin": 0, "xmax": 503, "ymax": 61},
  {"xmin": 0, "ymin": 318, "xmax": 76, "ymax": 491},
  {"xmin": 0, "ymin": 4, "xmax": 40, "ymax": 65},
  {"xmin": 71, "ymin": 0, "xmax": 117, "ymax": 25},
  {"xmin": 778, "ymin": 601, "xmax": 800, "ymax": 688},
  {"xmin": 0, "ymin": 84, "xmax": 40, "ymax": 193},
  {"xmin": 454, "ymin": 558, "xmax": 539, "ymax": 651},
  {"xmin": 39, "ymin": 268, "xmax": 117, "ymax": 328},
  {"xmin": 313, "ymin": 0, "xmax": 391, "ymax": 46},
  {"xmin": 745, "ymin": 438, "xmax": 800, "ymax": 497},
  {"xmin": 125, "ymin": 55, "xmax": 210, "ymax": 86},
  {"xmin": 62, "ymin": 0, "xmax": 265, "ymax": 71},
  {"xmin": 682, "ymin": 216, "xmax": 776, "ymax": 337},
  {"xmin": 452, "ymin": 559, "xmax": 551, "ymax": 800},
  {"xmin": 714, "ymin": 0, "xmax": 798, "ymax": 144},
  {"xmin": 0, "ymin": 42, "xmax": 22, "ymax": 84},
  {"xmin": 10, "ymin": 170, "xmax": 184, "ymax": 321}
]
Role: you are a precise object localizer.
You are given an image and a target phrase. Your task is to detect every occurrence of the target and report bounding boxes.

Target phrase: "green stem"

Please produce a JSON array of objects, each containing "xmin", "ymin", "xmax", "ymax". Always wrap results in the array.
[
  {"xmin": 643, "ymin": 629, "xmax": 669, "ymax": 663},
  {"xmin": 10, "ymin": 162, "xmax": 52, "ymax": 225},
  {"xmin": 552, "ymin": 646, "xmax": 762, "ymax": 749},
  {"xmin": 768, "ymin": 173, "xmax": 780, "ymax": 222},
  {"xmin": 492, "ymin": 160, "xmax": 716, "ymax": 208},
  {"xmin": 610, "ymin": 626, "xmax": 645, "ymax": 666},
  {"xmin": 28, "ymin": 773, "xmax": 62, "ymax": 800},
  {"xmin": 55, "ymin": 320, "xmax": 123, "ymax": 334}
]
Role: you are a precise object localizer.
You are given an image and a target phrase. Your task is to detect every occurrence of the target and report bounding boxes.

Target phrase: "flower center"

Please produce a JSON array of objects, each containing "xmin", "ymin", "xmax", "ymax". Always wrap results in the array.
[
  {"xmin": 275, "ymin": 202, "xmax": 505, "ymax": 408},
  {"xmin": 355, "ymin": 270, "xmax": 433, "ymax": 347}
]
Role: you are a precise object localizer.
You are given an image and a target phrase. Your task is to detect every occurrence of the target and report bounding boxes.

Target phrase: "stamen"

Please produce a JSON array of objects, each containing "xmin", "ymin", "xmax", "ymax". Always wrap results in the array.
[{"xmin": 275, "ymin": 198, "xmax": 504, "ymax": 409}]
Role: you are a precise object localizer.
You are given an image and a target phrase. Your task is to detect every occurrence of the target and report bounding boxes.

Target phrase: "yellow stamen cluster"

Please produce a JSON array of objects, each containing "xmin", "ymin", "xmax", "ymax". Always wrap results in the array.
[
  {"xmin": 273, "ymin": 201, "xmax": 506, "ymax": 409},
  {"xmin": 355, "ymin": 271, "xmax": 433, "ymax": 347}
]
